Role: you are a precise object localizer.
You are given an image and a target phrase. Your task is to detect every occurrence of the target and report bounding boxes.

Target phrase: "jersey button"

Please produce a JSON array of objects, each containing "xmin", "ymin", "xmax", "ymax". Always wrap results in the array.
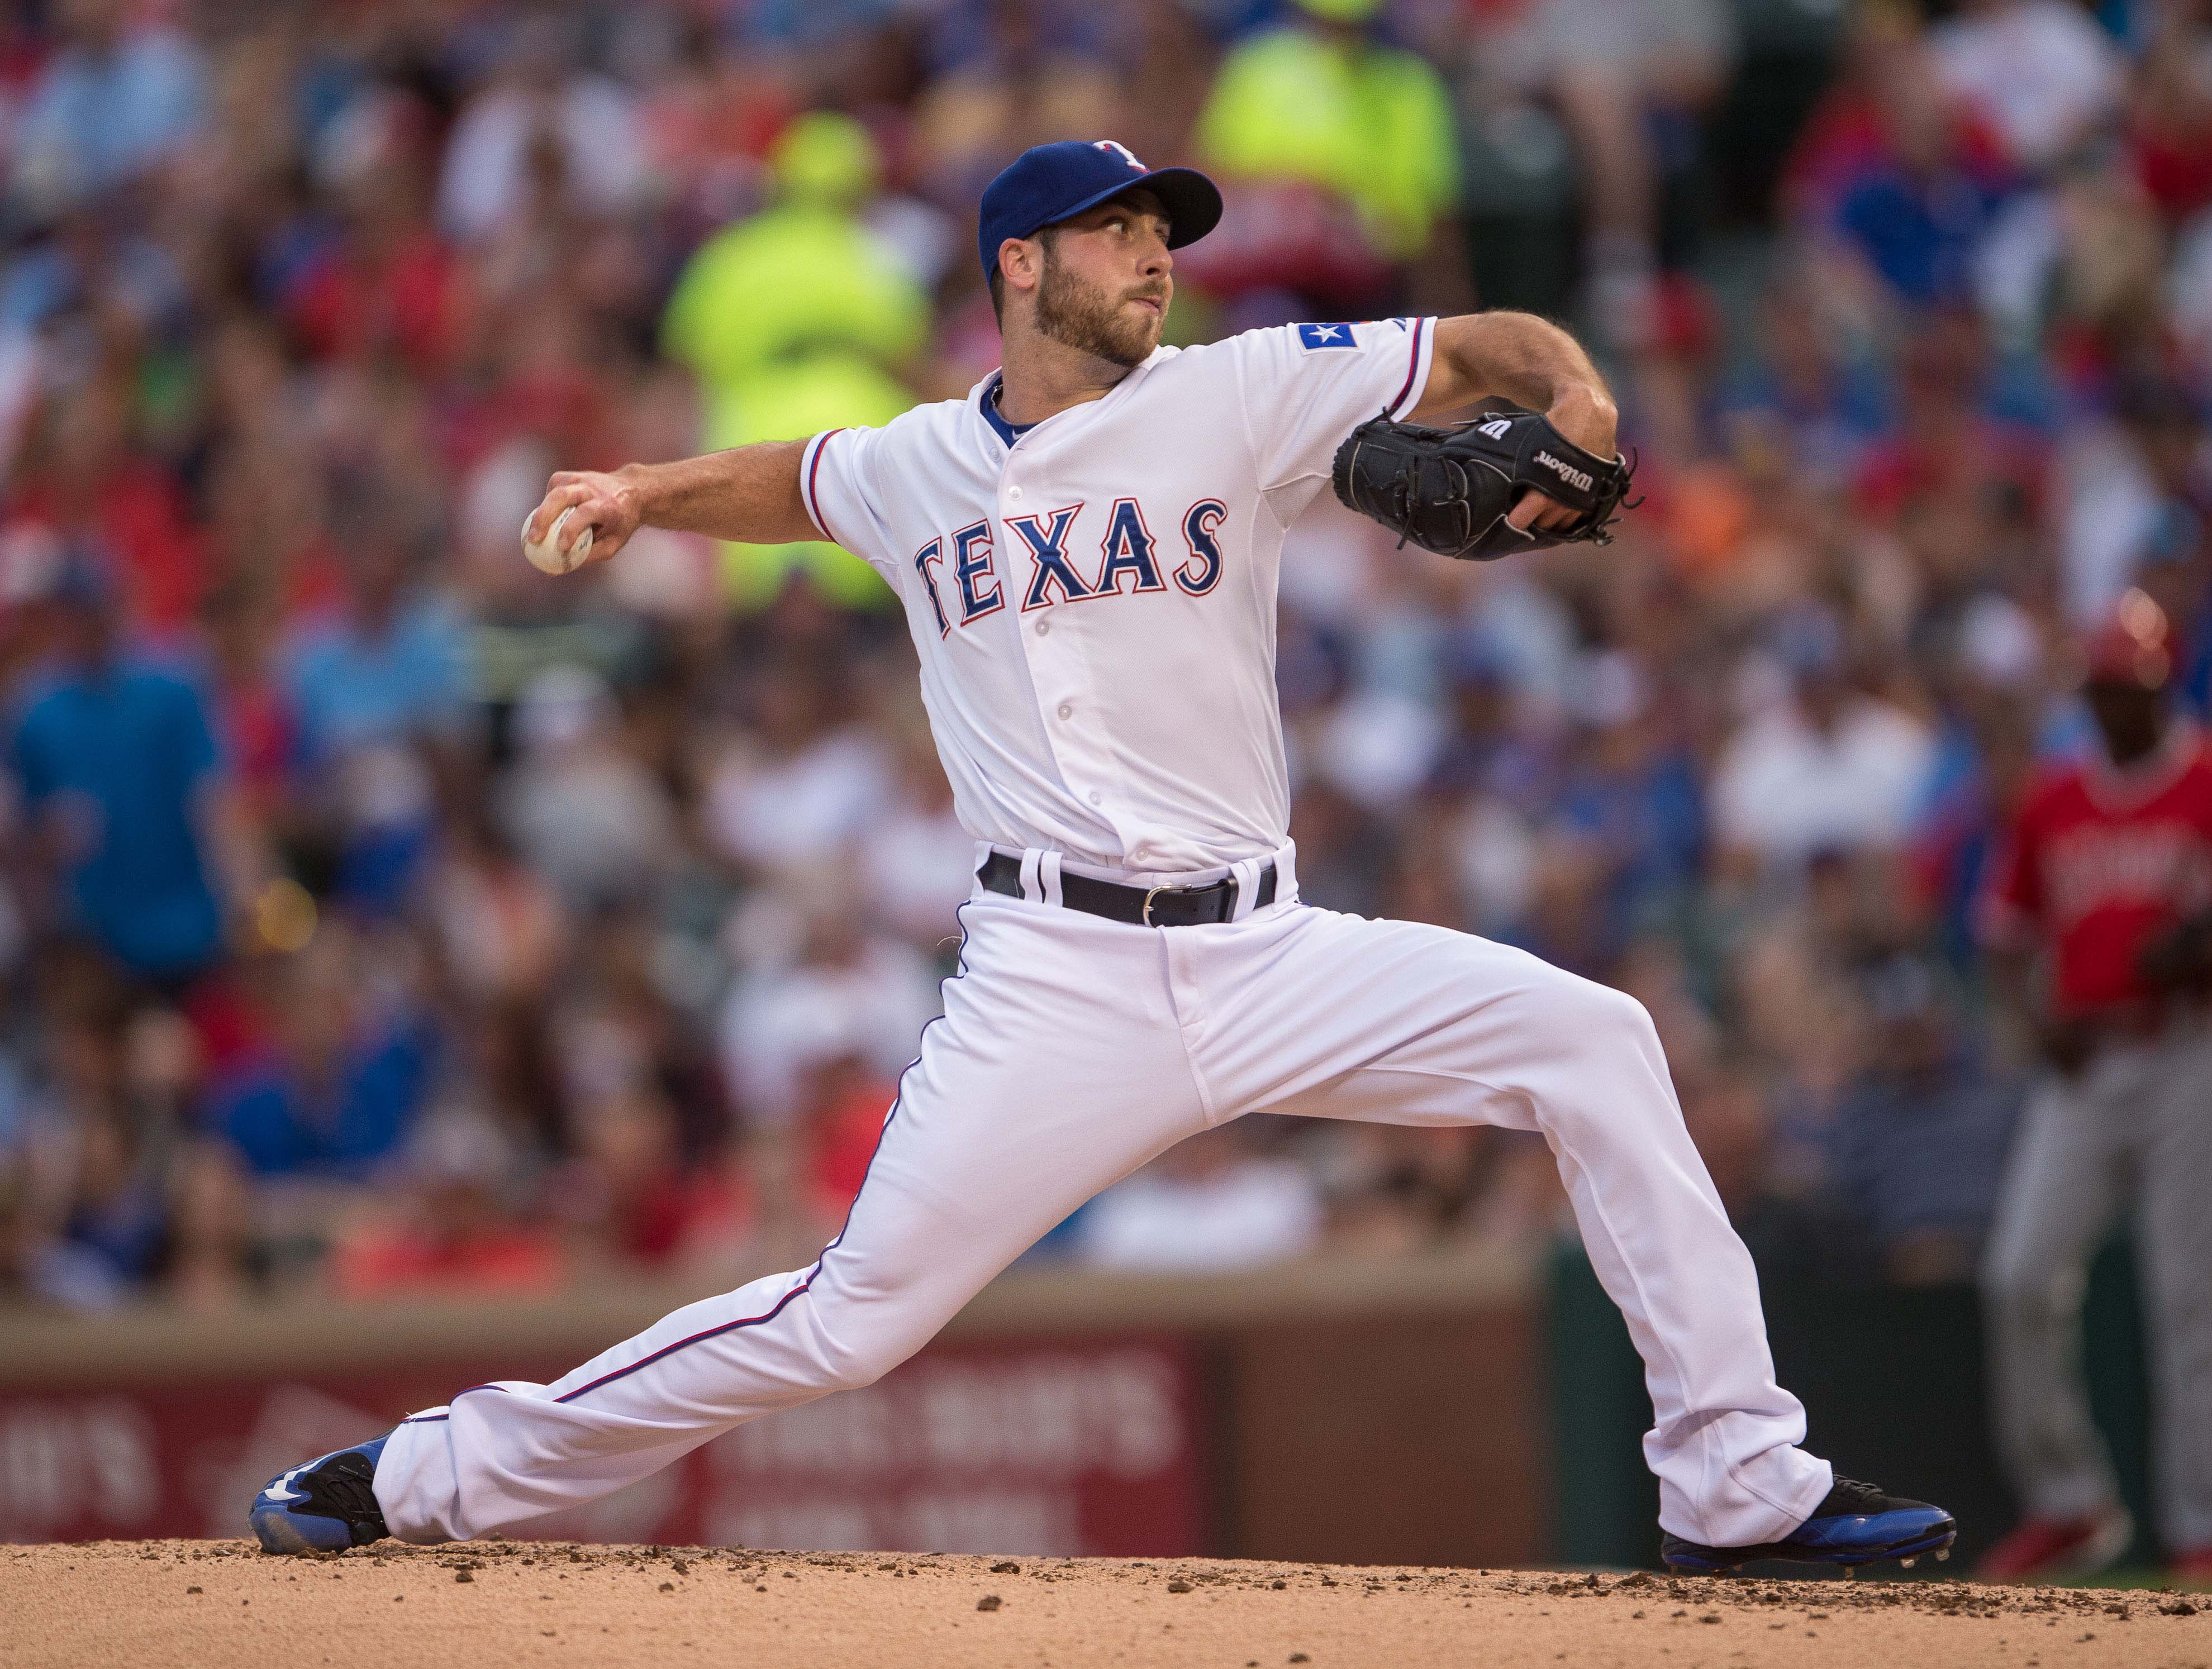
[
  {"xmin": 1057, "ymin": 703, "xmax": 1072, "ymax": 719},
  {"xmin": 1007, "ymin": 486, "xmax": 1025, "ymax": 501},
  {"xmin": 1034, "ymin": 620, "xmax": 1049, "ymax": 636},
  {"xmin": 1088, "ymin": 791, "xmax": 1103, "ymax": 806}
]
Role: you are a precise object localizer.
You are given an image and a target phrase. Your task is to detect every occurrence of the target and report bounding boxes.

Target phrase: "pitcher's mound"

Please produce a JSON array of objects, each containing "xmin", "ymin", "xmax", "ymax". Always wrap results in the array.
[{"xmin": 2, "ymin": 1539, "xmax": 2203, "ymax": 1667}]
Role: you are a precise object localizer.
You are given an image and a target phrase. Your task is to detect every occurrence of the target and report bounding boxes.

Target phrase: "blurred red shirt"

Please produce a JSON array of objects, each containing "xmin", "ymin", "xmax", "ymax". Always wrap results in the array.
[
  {"xmin": 286, "ymin": 230, "xmax": 461, "ymax": 376},
  {"xmin": 332, "ymin": 1220, "xmax": 568, "ymax": 1300},
  {"xmin": 1981, "ymin": 728, "xmax": 2212, "ymax": 1016},
  {"xmin": 9, "ymin": 462, "xmax": 206, "ymax": 632}
]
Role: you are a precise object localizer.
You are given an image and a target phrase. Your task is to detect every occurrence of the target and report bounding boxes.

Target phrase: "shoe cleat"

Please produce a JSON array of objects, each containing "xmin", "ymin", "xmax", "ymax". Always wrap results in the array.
[
  {"xmin": 1900, "ymin": 1558, "xmax": 1915, "ymax": 1568},
  {"xmin": 1935, "ymin": 1549, "xmax": 1949, "ymax": 1562},
  {"xmin": 1659, "ymin": 1476, "xmax": 1956, "ymax": 1577},
  {"xmin": 249, "ymin": 1433, "xmax": 391, "ymax": 1554}
]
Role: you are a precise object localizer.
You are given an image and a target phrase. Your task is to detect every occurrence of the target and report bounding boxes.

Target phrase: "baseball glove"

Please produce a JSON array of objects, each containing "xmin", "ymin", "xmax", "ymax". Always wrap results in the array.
[{"xmin": 1330, "ymin": 409, "xmax": 1637, "ymax": 562}]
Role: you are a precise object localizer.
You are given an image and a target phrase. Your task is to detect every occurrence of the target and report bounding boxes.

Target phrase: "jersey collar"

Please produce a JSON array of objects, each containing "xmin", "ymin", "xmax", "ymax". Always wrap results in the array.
[
  {"xmin": 978, "ymin": 371, "xmax": 1033, "ymax": 449},
  {"xmin": 976, "ymin": 350, "xmax": 1172, "ymax": 451}
]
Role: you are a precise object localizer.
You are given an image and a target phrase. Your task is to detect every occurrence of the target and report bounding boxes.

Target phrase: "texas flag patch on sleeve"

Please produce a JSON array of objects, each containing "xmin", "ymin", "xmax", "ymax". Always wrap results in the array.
[{"xmin": 1296, "ymin": 321, "xmax": 1357, "ymax": 350}]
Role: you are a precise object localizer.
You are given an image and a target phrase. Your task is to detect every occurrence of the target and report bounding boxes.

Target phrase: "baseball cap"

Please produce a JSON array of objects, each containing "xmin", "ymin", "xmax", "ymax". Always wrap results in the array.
[
  {"xmin": 977, "ymin": 141, "xmax": 1222, "ymax": 282},
  {"xmin": 2082, "ymin": 588, "xmax": 2171, "ymax": 690}
]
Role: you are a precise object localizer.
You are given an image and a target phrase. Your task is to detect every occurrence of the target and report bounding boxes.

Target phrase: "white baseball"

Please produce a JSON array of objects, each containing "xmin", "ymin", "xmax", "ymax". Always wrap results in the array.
[{"xmin": 522, "ymin": 506, "xmax": 593, "ymax": 576}]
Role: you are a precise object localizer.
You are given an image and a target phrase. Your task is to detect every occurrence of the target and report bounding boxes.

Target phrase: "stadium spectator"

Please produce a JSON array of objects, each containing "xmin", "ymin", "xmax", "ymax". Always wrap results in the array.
[
  {"xmin": 717, "ymin": 885, "xmax": 937, "ymax": 1131},
  {"xmin": 1710, "ymin": 607, "xmax": 1936, "ymax": 875},
  {"xmin": 1825, "ymin": 950, "xmax": 2023, "ymax": 1284},
  {"xmin": 856, "ymin": 709, "xmax": 980, "ymax": 959},
  {"xmin": 200, "ymin": 926, "xmax": 439, "ymax": 1181},
  {"xmin": 1929, "ymin": 0, "xmax": 2124, "ymax": 177},
  {"xmin": 330, "ymin": 1101, "xmax": 566, "ymax": 1299},
  {"xmin": 701, "ymin": 647, "xmax": 893, "ymax": 882},
  {"xmin": 1190, "ymin": 0, "xmax": 1463, "ymax": 315},
  {"xmin": 435, "ymin": 13, "xmax": 648, "ymax": 247},
  {"xmin": 496, "ymin": 663, "xmax": 675, "ymax": 914},
  {"xmin": 548, "ymin": 1083, "xmax": 748, "ymax": 1275},
  {"xmin": 1461, "ymin": 0, "xmax": 1738, "ymax": 347},
  {"xmin": 660, "ymin": 112, "xmax": 926, "ymax": 607},
  {"xmin": 158, "ymin": 1137, "xmax": 264, "ymax": 1310},
  {"xmin": 282, "ymin": 506, "xmax": 470, "ymax": 771},
  {"xmin": 8, "ymin": 546, "xmax": 248, "ymax": 988},
  {"xmin": 8, "ymin": 0, "xmax": 206, "ymax": 214}
]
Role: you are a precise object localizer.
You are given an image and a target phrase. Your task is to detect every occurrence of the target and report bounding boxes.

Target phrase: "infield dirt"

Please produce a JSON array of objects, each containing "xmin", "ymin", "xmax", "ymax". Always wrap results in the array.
[{"xmin": 1, "ymin": 1540, "xmax": 2205, "ymax": 1668}]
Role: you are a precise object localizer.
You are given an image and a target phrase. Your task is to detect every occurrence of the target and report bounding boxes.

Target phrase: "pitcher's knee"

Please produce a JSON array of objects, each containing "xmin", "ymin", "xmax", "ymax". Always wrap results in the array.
[
  {"xmin": 1493, "ymin": 970, "xmax": 1680, "ymax": 1136},
  {"xmin": 812, "ymin": 1327, "xmax": 908, "ymax": 1394},
  {"xmin": 806, "ymin": 1299, "xmax": 934, "ymax": 1395}
]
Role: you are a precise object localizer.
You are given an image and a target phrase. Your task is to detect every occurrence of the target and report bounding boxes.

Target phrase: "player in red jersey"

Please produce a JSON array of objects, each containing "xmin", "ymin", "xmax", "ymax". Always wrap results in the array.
[{"xmin": 1976, "ymin": 590, "xmax": 2212, "ymax": 1586}]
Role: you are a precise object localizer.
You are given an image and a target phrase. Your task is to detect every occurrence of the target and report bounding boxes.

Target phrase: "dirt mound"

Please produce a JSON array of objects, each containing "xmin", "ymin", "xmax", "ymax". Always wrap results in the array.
[{"xmin": 2, "ymin": 1540, "xmax": 2204, "ymax": 1667}]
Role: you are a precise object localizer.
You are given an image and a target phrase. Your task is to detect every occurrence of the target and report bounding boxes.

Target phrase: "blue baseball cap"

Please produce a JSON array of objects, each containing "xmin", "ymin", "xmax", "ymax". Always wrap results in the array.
[{"xmin": 977, "ymin": 140, "xmax": 1222, "ymax": 282}]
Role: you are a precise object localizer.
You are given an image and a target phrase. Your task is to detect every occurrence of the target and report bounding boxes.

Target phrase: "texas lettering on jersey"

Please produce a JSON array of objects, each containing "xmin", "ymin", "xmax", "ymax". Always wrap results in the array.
[{"xmin": 910, "ymin": 497, "xmax": 1230, "ymax": 635}]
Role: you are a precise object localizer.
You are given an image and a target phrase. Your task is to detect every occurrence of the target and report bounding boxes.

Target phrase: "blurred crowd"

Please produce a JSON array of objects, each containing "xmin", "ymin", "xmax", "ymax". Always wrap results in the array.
[{"xmin": 0, "ymin": 0, "xmax": 2207, "ymax": 1313}]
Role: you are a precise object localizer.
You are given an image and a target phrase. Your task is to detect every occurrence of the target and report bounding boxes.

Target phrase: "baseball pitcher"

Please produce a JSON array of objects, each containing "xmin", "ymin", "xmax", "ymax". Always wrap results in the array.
[{"xmin": 251, "ymin": 141, "xmax": 1953, "ymax": 1576}]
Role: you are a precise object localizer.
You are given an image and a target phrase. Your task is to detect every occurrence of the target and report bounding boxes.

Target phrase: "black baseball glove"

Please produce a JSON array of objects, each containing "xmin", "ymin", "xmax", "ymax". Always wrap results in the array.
[{"xmin": 1330, "ymin": 409, "xmax": 1637, "ymax": 562}]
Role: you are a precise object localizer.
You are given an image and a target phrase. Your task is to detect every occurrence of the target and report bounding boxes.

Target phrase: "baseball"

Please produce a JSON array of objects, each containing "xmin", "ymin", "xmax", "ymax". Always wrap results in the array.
[{"xmin": 521, "ymin": 506, "xmax": 593, "ymax": 576}]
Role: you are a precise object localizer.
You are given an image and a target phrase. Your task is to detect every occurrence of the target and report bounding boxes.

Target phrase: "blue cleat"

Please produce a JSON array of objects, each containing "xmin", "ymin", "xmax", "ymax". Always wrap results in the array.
[
  {"xmin": 249, "ymin": 1433, "xmax": 392, "ymax": 1554},
  {"xmin": 1661, "ymin": 1476, "xmax": 1957, "ymax": 1575}
]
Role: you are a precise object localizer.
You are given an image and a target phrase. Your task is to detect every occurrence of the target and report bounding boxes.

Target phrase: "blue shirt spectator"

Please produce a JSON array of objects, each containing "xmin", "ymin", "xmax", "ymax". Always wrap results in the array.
[
  {"xmin": 10, "ymin": 560, "xmax": 227, "ymax": 980},
  {"xmin": 9, "ymin": 14, "xmax": 205, "ymax": 210},
  {"xmin": 206, "ymin": 1021, "xmax": 438, "ymax": 1181},
  {"xmin": 1557, "ymin": 748, "xmax": 1706, "ymax": 923},
  {"xmin": 1834, "ymin": 165, "xmax": 2002, "ymax": 309},
  {"xmin": 283, "ymin": 593, "xmax": 472, "ymax": 771}
]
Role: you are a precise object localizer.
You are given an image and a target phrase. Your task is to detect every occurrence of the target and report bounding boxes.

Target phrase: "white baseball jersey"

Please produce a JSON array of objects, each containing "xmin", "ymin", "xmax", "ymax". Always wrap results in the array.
[{"xmin": 796, "ymin": 317, "xmax": 1435, "ymax": 875}]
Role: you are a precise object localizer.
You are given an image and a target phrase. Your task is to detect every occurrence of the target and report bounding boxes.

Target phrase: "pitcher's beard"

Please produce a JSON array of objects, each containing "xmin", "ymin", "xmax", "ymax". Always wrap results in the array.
[{"xmin": 1036, "ymin": 261, "xmax": 1161, "ymax": 368}]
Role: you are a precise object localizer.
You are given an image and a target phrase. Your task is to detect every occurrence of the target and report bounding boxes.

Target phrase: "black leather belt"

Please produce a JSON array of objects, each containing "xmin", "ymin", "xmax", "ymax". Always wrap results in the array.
[{"xmin": 978, "ymin": 850, "xmax": 1277, "ymax": 927}]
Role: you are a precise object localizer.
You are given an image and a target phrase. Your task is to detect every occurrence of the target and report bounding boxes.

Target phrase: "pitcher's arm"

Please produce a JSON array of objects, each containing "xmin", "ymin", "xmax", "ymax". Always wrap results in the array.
[{"xmin": 522, "ymin": 439, "xmax": 820, "ymax": 568}]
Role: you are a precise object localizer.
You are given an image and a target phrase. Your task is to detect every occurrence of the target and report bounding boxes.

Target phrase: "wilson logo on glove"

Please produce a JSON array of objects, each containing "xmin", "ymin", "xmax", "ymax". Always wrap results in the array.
[{"xmin": 1536, "ymin": 451, "xmax": 1595, "ymax": 493}]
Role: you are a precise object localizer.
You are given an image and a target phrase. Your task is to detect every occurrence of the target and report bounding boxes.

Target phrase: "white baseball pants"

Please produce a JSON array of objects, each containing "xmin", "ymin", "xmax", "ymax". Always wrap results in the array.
[{"xmin": 373, "ymin": 852, "xmax": 1833, "ymax": 1549}]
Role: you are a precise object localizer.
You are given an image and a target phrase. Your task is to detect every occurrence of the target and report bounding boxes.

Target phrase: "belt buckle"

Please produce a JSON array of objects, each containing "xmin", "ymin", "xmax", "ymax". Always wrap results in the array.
[{"xmin": 1142, "ymin": 879, "xmax": 1231, "ymax": 927}]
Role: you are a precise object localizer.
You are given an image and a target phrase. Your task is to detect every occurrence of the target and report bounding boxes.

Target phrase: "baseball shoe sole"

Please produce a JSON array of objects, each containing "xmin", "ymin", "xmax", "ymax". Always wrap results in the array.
[{"xmin": 1661, "ymin": 1475, "xmax": 1957, "ymax": 1576}]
